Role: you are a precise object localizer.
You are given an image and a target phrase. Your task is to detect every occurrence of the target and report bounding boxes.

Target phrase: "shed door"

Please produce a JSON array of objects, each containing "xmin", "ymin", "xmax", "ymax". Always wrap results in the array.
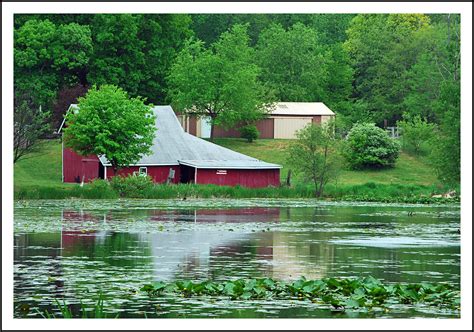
[
  {"xmin": 273, "ymin": 117, "xmax": 313, "ymax": 139},
  {"xmin": 200, "ymin": 116, "xmax": 212, "ymax": 138}
]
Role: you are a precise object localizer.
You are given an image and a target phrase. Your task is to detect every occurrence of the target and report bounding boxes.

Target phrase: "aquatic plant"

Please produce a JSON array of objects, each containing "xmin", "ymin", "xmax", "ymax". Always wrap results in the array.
[
  {"xmin": 33, "ymin": 292, "xmax": 117, "ymax": 318},
  {"xmin": 141, "ymin": 276, "xmax": 460, "ymax": 312}
]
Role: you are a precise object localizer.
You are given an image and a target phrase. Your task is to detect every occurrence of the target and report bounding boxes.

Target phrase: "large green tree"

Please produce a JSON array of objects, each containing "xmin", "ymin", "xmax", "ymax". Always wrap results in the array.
[
  {"xmin": 344, "ymin": 14, "xmax": 431, "ymax": 124},
  {"xmin": 87, "ymin": 15, "xmax": 145, "ymax": 96},
  {"xmin": 14, "ymin": 19, "xmax": 92, "ymax": 111},
  {"xmin": 167, "ymin": 24, "xmax": 272, "ymax": 140},
  {"xmin": 256, "ymin": 23, "xmax": 328, "ymax": 102},
  {"xmin": 63, "ymin": 85, "xmax": 156, "ymax": 173},
  {"xmin": 137, "ymin": 14, "xmax": 193, "ymax": 104}
]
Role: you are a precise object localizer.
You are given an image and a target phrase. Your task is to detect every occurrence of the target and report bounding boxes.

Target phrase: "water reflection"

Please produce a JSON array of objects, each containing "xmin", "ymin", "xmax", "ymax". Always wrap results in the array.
[{"xmin": 13, "ymin": 203, "xmax": 460, "ymax": 318}]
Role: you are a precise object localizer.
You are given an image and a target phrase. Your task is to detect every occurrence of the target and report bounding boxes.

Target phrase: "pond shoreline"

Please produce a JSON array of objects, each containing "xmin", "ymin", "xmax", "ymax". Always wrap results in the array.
[{"xmin": 14, "ymin": 182, "xmax": 459, "ymax": 204}]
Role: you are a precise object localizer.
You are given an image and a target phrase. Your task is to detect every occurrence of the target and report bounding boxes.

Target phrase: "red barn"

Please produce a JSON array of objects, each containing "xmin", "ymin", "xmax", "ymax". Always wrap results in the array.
[{"xmin": 59, "ymin": 105, "xmax": 281, "ymax": 187}]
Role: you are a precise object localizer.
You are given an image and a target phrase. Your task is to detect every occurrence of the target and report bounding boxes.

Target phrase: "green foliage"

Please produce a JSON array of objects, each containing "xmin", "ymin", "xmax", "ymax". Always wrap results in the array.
[
  {"xmin": 239, "ymin": 124, "xmax": 259, "ymax": 143},
  {"xmin": 287, "ymin": 122, "xmax": 342, "ymax": 197},
  {"xmin": 256, "ymin": 23, "xmax": 328, "ymax": 102},
  {"xmin": 430, "ymin": 82, "xmax": 460, "ymax": 186},
  {"xmin": 343, "ymin": 123, "xmax": 400, "ymax": 170},
  {"xmin": 137, "ymin": 14, "xmax": 193, "ymax": 103},
  {"xmin": 63, "ymin": 85, "xmax": 156, "ymax": 171},
  {"xmin": 397, "ymin": 115, "xmax": 437, "ymax": 155},
  {"xmin": 14, "ymin": 19, "xmax": 92, "ymax": 109},
  {"xmin": 167, "ymin": 24, "xmax": 272, "ymax": 139},
  {"xmin": 344, "ymin": 14, "xmax": 431, "ymax": 123},
  {"xmin": 34, "ymin": 292, "xmax": 116, "ymax": 318},
  {"xmin": 141, "ymin": 276, "xmax": 460, "ymax": 311},
  {"xmin": 14, "ymin": 180, "xmax": 458, "ymax": 203},
  {"xmin": 87, "ymin": 15, "xmax": 145, "ymax": 96},
  {"xmin": 110, "ymin": 174, "xmax": 155, "ymax": 198},
  {"xmin": 14, "ymin": 96, "xmax": 51, "ymax": 163}
]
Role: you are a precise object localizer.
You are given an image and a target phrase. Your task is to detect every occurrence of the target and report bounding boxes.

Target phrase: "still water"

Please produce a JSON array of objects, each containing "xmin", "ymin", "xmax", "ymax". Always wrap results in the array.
[{"xmin": 14, "ymin": 199, "xmax": 461, "ymax": 318}]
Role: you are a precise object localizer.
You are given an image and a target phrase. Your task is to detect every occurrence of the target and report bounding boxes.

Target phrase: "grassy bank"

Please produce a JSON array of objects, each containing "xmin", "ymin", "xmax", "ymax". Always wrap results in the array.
[
  {"xmin": 14, "ymin": 181, "xmax": 459, "ymax": 204},
  {"xmin": 13, "ymin": 139, "xmax": 458, "ymax": 203}
]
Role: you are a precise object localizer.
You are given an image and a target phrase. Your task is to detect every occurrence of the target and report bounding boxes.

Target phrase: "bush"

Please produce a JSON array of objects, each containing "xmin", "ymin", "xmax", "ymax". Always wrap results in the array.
[
  {"xmin": 343, "ymin": 123, "xmax": 400, "ymax": 170},
  {"xmin": 109, "ymin": 174, "xmax": 154, "ymax": 198},
  {"xmin": 239, "ymin": 124, "xmax": 259, "ymax": 143},
  {"xmin": 397, "ymin": 115, "xmax": 436, "ymax": 155}
]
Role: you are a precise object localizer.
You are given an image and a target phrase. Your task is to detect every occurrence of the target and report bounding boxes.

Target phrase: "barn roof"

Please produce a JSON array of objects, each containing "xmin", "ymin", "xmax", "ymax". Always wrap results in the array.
[
  {"xmin": 96, "ymin": 105, "xmax": 281, "ymax": 169},
  {"xmin": 271, "ymin": 102, "xmax": 334, "ymax": 116},
  {"xmin": 57, "ymin": 104, "xmax": 78, "ymax": 133}
]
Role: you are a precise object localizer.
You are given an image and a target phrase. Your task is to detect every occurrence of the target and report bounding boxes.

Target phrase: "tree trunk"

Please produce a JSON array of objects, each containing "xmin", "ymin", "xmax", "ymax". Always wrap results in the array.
[
  {"xmin": 314, "ymin": 178, "xmax": 320, "ymax": 198},
  {"xmin": 286, "ymin": 169, "xmax": 292, "ymax": 187},
  {"xmin": 210, "ymin": 122, "xmax": 214, "ymax": 141}
]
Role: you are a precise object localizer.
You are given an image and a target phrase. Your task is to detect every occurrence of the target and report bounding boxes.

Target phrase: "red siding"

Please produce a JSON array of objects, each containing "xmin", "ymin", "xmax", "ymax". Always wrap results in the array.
[
  {"xmin": 312, "ymin": 116, "xmax": 322, "ymax": 124},
  {"xmin": 213, "ymin": 125, "xmax": 241, "ymax": 138},
  {"xmin": 196, "ymin": 168, "xmax": 280, "ymax": 188},
  {"xmin": 105, "ymin": 165, "xmax": 181, "ymax": 184},
  {"xmin": 189, "ymin": 117, "xmax": 197, "ymax": 136},
  {"xmin": 63, "ymin": 148, "xmax": 100, "ymax": 183},
  {"xmin": 256, "ymin": 119, "xmax": 274, "ymax": 139},
  {"xmin": 213, "ymin": 118, "xmax": 274, "ymax": 139}
]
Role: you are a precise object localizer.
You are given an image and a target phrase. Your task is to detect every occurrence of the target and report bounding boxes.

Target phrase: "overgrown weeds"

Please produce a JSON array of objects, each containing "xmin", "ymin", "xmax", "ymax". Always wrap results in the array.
[{"xmin": 14, "ymin": 176, "xmax": 459, "ymax": 204}]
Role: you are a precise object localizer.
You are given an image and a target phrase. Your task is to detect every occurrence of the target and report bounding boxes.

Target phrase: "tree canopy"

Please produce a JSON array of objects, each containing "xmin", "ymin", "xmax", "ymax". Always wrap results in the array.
[
  {"xmin": 167, "ymin": 24, "xmax": 272, "ymax": 139},
  {"xmin": 63, "ymin": 85, "xmax": 156, "ymax": 172}
]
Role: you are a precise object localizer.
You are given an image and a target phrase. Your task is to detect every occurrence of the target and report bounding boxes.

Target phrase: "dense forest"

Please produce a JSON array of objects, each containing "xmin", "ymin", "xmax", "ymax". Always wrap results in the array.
[{"xmin": 13, "ymin": 13, "xmax": 461, "ymax": 184}]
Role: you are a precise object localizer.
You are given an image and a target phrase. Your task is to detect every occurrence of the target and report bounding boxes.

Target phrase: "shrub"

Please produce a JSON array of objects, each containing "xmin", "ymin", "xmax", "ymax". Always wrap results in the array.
[
  {"xmin": 397, "ymin": 115, "xmax": 436, "ymax": 155},
  {"xmin": 109, "ymin": 174, "xmax": 154, "ymax": 198},
  {"xmin": 343, "ymin": 123, "xmax": 400, "ymax": 169},
  {"xmin": 83, "ymin": 179, "xmax": 117, "ymax": 199},
  {"xmin": 239, "ymin": 124, "xmax": 259, "ymax": 143}
]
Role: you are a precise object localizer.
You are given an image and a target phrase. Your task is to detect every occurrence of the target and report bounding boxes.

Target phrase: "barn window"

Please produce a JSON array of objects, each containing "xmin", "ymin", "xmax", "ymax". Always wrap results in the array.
[{"xmin": 139, "ymin": 167, "xmax": 147, "ymax": 176}]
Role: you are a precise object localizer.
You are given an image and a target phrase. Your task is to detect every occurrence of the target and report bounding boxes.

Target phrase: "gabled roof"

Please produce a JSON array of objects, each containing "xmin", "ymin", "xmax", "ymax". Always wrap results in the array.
[
  {"xmin": 94, "ymin": 105, "xmax": 281, "ymax": 169},
  {"xmin": 271, "ymin": 102, "xmax": 334, "ymax": 116},
  {"xmin": 57, "ymin": 104, "xmax": 78, "ymax": 134}
]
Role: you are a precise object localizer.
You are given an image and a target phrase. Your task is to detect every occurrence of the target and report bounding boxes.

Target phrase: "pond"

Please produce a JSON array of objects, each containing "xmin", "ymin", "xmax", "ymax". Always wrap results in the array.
[{"xmin": 13, "ymin": 199, "xmax": 461, "ymax": 318}]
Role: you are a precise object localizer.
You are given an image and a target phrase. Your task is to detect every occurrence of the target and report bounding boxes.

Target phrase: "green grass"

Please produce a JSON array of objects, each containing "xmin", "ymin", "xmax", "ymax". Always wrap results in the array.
[
  {"xmin": 14, "ymin": 139, "xmax": 69, "ymax": 188},
  {"xmin": 213, "ymin": 138, "xmax": 439, "ymax": 186}
]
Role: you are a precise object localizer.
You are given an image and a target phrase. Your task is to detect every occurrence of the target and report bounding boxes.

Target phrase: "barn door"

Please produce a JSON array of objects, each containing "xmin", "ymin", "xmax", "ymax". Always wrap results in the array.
[{"xmin": 273, "ymin": 117, "xmax": 313, "ymax": 139}]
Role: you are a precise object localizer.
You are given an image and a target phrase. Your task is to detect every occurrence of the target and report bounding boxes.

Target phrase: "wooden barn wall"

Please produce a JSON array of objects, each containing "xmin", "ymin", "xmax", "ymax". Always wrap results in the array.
[
  {"xmin": 188, "ymin": 117, "xmax": 197, "ymax": 136},
  {"xmin": 105, "ymin": 165, "xmax": 181, "ymax": 184},
  {"xmin": 213, "ymin": 125, "xmax": 241, "ymax": 138},
  {"xmin": 256, "ymin": 119, "xmax": 274, "ymax": 139},
  {"xmin": 212, "ymin": 118, "xmax": 274, "ymax": 139},
  {"xmin": 63, "ymin": 148, "xmax": 100, "ymax": 183},
  {"xmin": 196, "ymin": 168, "xmax": 280, "ymax": 188}
]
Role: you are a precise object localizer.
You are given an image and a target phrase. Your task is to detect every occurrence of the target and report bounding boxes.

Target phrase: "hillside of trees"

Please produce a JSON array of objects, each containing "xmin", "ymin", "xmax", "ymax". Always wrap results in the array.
[{"xmin": 13, "ymin": 14, "xmax": 461, "ymax": 185}]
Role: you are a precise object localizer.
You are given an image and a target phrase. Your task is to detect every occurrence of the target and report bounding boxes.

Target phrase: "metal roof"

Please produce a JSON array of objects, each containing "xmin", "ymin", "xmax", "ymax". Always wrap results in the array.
[
  {"xmin": 96, "ymin": 105, "xmax": 280, "ymax": 169},
  {"xmin": 179, "ymin": 160, "xmax": 281, "ymax": 169},
  {"xmin": 271, "ymin": 102, "xmax": 334, "ymax": 116},
  {"xmin": 57, "ymin": 104, "xmax": 78, "ymax": 133}
]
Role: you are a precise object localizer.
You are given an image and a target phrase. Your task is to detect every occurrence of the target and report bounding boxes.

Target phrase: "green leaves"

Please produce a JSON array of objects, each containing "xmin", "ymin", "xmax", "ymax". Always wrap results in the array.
[
  {"xmin": 141, "ymin": 276, "xmax": 460, "ymax": 312},
  {"xmin": 63, "ymin": 85, "xmax": 156, "ymax": 171},
  {"xmin": 167, "ymin": 24, "xmax": 271, "ymax": 139},
  {"xmin": 343, "ymin": 123, "xmax": 400, "ymax": 170},
  {"xmin": 287, "ymin": 122, "xmax": 342, "ymax": 197}
]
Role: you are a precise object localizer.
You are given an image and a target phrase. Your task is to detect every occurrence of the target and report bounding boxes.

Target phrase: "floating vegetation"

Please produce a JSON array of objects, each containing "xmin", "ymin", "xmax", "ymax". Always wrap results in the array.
[{"xmin": 141, "ymin": 276, "xmax": 460, "ymax": 313}]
